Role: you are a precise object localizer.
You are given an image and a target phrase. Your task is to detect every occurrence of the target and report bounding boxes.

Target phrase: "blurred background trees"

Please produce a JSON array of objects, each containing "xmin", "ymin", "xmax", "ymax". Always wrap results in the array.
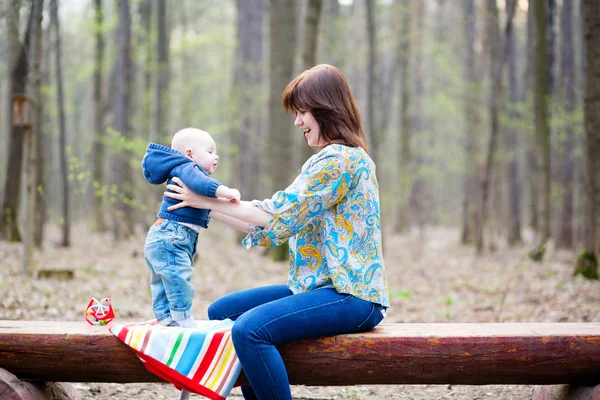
[{"xmin": 0, "ymin": 0, "xmax": 598, "ymax": 278}]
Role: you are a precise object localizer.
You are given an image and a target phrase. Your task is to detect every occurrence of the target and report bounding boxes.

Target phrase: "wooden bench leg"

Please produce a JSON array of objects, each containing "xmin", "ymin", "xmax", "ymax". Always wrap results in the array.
[
  {"xmin": 0, "ymin": 368, "xmax": 39, "ymax": 400},
  {"xmin": 0, "ymin": 368, "xmax": 82, "ymax": 400},
  {"xmin": 533, "ymin": 385, "xmax": 600, "ymax": 400}
]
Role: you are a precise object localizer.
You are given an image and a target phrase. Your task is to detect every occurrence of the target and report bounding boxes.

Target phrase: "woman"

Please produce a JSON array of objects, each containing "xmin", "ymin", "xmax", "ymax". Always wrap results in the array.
[{"xmin": 165, "ymin": 64, "xmax": 389, "ymax": 400}]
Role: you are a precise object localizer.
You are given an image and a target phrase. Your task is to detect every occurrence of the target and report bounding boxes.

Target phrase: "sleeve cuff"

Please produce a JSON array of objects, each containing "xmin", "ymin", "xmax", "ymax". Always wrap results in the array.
[{"xmin": 207, "ymin": 180, "xmax": 222, "ymax": 198}]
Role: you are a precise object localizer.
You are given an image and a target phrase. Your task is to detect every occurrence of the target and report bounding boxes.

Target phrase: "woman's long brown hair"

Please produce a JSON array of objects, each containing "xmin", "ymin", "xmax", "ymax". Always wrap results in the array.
[{"xmin": 282, "ymin": 64, "xmax": 369, "ymax": 152}]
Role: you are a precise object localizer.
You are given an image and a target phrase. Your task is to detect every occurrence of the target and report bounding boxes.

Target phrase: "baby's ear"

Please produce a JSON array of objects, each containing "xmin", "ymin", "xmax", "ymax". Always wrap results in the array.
[{"xmin": 185, "ymin": 148, "xmax": 193, "ymax": 158}]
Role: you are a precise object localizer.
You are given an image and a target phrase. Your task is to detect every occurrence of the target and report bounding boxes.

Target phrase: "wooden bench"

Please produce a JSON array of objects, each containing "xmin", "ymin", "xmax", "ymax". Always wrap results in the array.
[{"xmin": 1, "ymin": 321, "xmax": 599, "ymax": 398}]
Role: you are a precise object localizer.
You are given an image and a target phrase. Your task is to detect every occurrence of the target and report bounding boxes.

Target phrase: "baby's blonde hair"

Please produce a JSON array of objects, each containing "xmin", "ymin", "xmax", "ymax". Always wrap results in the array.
[{"xmin": 171, "ymin": 128, "xmax": 212, "ymax": 154}]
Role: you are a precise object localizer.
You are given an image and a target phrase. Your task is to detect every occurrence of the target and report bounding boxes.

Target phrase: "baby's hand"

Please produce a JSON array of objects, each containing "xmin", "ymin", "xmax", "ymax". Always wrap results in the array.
[
  {"xmin": 224, "ymin": 188, "xmax": 241, "ymax": 203},
  {"xmin": 216, "ymin": 185, "xmax": 241, "ymax": 202}
]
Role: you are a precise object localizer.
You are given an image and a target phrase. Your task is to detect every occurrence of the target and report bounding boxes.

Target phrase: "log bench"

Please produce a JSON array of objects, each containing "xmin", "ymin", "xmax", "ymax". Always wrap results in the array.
[{"xmin": 0, "ymin": 320, "xmax": 599, "ymax": 399}]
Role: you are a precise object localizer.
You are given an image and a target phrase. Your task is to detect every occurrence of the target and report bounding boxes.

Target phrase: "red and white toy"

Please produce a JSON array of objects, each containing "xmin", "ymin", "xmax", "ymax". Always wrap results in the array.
[{"xmin": 85, "ymin": 297, "xmax": 115, "ymax": 325}]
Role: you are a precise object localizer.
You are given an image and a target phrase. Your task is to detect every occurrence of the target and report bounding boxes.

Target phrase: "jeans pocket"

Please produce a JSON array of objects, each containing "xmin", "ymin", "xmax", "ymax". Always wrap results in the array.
[
  {"xmin": 357, "ymin": 303, "xmax": 385, "ymax": 331},
  {"xmin": 145, "ymin": 241, "xmax": 168, "ymax": 273}
]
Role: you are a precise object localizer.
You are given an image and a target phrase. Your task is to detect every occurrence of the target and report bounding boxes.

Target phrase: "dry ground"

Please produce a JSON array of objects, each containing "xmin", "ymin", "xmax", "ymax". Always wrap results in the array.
[{"xmin": 1, "ymin": 222, "xmax": 598, "ymax": 399}]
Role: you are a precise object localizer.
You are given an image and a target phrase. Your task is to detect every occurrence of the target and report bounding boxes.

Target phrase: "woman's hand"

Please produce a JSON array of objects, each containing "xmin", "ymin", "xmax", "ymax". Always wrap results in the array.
[{"xmin": 165, "ymin": 177, "xmax": 209, "ymax": 210}]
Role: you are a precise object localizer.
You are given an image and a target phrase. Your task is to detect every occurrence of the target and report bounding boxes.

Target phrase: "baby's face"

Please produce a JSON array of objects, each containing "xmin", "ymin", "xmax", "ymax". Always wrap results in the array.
[{"xmin": 190, "ymin": 135, "xmax": 219, "ymax": 175}]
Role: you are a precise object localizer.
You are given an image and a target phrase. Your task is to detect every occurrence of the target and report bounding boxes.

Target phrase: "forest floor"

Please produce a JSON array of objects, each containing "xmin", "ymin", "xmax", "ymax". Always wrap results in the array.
[{"xmin": 1, "ymin": 222, "xmax": 599, "ymax": 400}]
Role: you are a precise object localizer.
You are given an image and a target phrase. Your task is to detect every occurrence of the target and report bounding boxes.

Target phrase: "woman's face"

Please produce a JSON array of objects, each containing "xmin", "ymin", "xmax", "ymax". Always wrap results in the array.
[{"xmin": 294, "ymin": 110, "xmax": 324, "ymax": 149}]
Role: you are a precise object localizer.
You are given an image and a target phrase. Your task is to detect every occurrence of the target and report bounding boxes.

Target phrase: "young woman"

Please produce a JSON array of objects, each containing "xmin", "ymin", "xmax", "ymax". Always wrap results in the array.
[{"xmin": 165, "ymin": 64, "xmax": 389, "ymax": 400}]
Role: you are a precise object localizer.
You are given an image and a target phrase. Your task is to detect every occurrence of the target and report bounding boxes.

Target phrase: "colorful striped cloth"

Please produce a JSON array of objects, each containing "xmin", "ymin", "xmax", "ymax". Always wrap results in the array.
[{"xmin": 109, "ymin": 319, "xmax": 241, "ymax": 400}]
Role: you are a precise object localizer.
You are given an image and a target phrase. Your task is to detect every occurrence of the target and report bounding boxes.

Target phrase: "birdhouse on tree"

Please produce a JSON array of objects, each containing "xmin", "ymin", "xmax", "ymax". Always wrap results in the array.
[{"xmin": 12, "ymin": 94, "xmax": 32, "ymax": 129}]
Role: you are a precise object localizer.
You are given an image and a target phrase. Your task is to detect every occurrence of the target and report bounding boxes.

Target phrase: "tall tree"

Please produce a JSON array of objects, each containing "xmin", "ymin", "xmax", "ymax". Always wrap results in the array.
[
  {"xmin": 234, "ymin": 0, "xmax": 264, "ymax": 202},
  {"xmin": 51, "ymin": 0, "xmax": 70, "ymax": 247},
  {"xmin": 395, "ymin": 0, "xmax": 412, "ymax": 233},
  {"xmin": 92, "ymin": 0, "xmax": 107, "ymax": 232},
  {"xmin": 365, "ymin": 0, "xmax": 379, "ymax": 162},
  {"xmin": 299, "ymin": 0, "xmax": 323, "ymax": 163},
  {"xmin": 111, "ymin": 0, "xmax": 134, "ymax": 240},
  {"xmin": 268, "ymin": 0, "xmax": 296, "ymax": 261},
  {"xmin": 460, "ymin": 0, "xmax": 479, "ymax": 244},
  {"xmin": 35, "ymin": 22, "xmax": 51, "ymax": 248},
  {"xmin": 575, "ymin": 0, "xmax": 600, "ymax": 279},
  {"xmin": 0, "ymin": 1, "xmax": 32, "ymax": 242},
  {"xmin": 505, "ymin": 0, "xmax": 522, "ymax": 246},
  {"xmin": 557, "ymin": 0, "xmax": 577, "ymax": 249},
  {"xmin": 476, "ymin": 0, "xmax": 517, "ymax": 253},
  {"xmin": 533, "ymin": 0, "xmax": 552, "ymax": 252},
  {"xmin": 22, "ymin": 0, "xmax": 44, "ymax": 273},
  {"xmin": 152, "ymin": 0, "xmax": 169, "ymax": 144}
]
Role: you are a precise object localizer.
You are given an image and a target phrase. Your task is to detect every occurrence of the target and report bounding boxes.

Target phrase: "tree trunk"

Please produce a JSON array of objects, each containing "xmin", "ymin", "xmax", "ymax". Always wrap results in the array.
[
  {"xmin": 234, "ymin": 0, "xmax": 264, "ymax": 203},
  {"xmin": 111, "ymin": 0, "xmax": 134, "ymax": 241},
  {"xmin": 557, "ymin": 0, "xmax": 576, "ymax": 249},
  {"xmin": 34, "ymin": 23, "xmax": 52, "ymax": 248},
  {"xmin": 460, "ymin": 0, "xmax": 480, "ymax": 245},
  {"xmin": 51, "ymin": 0, "xmax": 70, "ymax": 247},
  {"xmin": 506, "ymin": 0, "xmax": 522, "ymax": 246},
  {"xmin": 575, "ymin": 0, "xmax": 600, "ymax": 280},
  {"xmin": 533, "ymin": 0, "xmax": 551, "ymax": 250},
  {"xmin": 395, "ymin": 0, "xmax": 412, "ymax": 233},
  {"xmin": 320, "ymin": 0, "xmax": 342, "ymax": 68},
  {"xmin": 299, "ymin": 0, "xmax": 323, "ymax": 164},
  {"xmin": 0, "ymin": 2, "xmax": 33, "ymax": 242},
  {"xmin": 153, "ymin": 0, "xmax": 169, "ymax": 144},
  {"xmin": 365, "ymin": 0, "xmax": 378, "ymax": 162},
  {"xmin": 268, "ymin": 0, "xmax": 296, "ymax": 261},
  {"xmin": 21, "ymin": 0, "xmax": 44, "ymax": 274},
  {"xmin": 92, "ymin": 0, "xmax": 107, "ymax": 233},
  {"xmin": 476, "ymin": 0, "xmax": 517, "ymax": 254}
]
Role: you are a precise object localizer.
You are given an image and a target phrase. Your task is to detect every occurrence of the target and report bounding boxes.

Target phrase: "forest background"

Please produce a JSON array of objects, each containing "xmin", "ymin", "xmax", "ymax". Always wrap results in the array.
[{"xmin": 1, "ymin": 0, "xmax": 599, "ymax": 399}]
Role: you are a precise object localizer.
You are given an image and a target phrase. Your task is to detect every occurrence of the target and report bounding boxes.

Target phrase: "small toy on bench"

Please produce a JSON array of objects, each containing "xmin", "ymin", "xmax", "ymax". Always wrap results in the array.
[{"xmin": 84, "ymin": 297, "xmax": 114, "ymax": 326}]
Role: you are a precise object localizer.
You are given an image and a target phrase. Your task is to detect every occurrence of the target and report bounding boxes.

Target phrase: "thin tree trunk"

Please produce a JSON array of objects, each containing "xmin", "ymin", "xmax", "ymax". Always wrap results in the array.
[
  {"xmin": 153, "ymin": 0, "xmax": 168, "ymax": 144},
  {"xmin": 22, "ymin": 0, "xmax": 43, "ymax": 274},
  {"xmin": 112, "ymin": 0, "xmax": 134, "ymax": 241},
  {"xmin": 460, "ymin": 0, "xmax": 479, "ymax": 244},
  {"xmin": 268, "ymin": 0, "xmax": 296, "ymax": 261},
  {"xmin": 0, "ymin": 2, "xmax": 32, "ymax": 242},
  {"xmin": 526, "ymin": 4, "xmax": 538, "ymax": 233},
  {"xmin": 365, "ymin": 0, "xmax": 378, "ymax": 162},
  {"xmin": 506, "ymin": 0, "xmax": 522, "ymax": 246},
  {"xmin": 92, "ymin": 0, "xmax": 106, "ymax": 232},
  {"xmin": 476, "ymin": 0, "xmax": 517, "ymax": 253},
  {"xmin": 533, "ymin": 0, "xmax": 551, "ymax": 248},
  {"xmin": 410, "ymin": 0, "xmax": 425, "ymax": 234},
  {"xmin": 51, "ymin": 0, "xmax": 70, "ymax": 247},
  {"xmin": 575, "ymin": 0, "xmax": 600, "ymax": 279},
  {"xmin": 395, "ymin": 0, "xmax": 412, "ymax": 233},
  {"xmin": 299, "ymin": 0, "xmax": 323, "ymax": 164},
  {"xmin": 35, "ymin": 23, "xmax": 51, "ymax": 248},
  {"xmin": 557, "ymin": 0, "xmax": 576, "ymax": 249}
]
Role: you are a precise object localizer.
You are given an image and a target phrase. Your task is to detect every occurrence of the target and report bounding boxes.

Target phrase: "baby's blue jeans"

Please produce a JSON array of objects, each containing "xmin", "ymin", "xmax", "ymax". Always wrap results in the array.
[
  {"xmin": 208, "ymin": 285, "xmax": 386, "ymax": 400},
  {"xmin": 144, "ymin": 219, "xmax": 198, "ymax": 325}
]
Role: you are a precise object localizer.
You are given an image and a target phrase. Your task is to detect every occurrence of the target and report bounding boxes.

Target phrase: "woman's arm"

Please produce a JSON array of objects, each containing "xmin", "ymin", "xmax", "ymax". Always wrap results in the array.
[
  {"xmin": 210, "ymin": 211, "xmax": 250, "ymax": 233},
  {"xmin": 165, "ymin": 177, "xmax": 272, "ymax": 227}
]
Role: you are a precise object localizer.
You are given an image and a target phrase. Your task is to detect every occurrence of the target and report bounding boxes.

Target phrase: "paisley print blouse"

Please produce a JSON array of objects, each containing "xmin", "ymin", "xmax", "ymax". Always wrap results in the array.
[{"xmin": 242, "ymin": 144, "xmax": 390, "ymax": 307}]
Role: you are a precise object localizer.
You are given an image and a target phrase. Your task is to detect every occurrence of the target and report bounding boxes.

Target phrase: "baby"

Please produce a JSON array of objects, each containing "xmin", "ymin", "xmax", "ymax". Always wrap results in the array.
[{"xmin": 141, "ymin": 128, "xmax": 240, "ymax": 327}]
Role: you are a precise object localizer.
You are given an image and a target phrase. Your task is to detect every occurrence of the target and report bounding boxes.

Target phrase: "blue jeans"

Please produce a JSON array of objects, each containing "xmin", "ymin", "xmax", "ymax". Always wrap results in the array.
[
  {"xmin": 144, "ymin": 219, "xmax": 198, "ymax": 325},
  {"xmin": 207, "ymin": 285, "xmax": 386, "ymax": 400}
]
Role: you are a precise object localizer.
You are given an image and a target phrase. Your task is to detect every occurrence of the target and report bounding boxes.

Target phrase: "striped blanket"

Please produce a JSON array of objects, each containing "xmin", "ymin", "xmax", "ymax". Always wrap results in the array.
[{"xmin": 110, "ymin": 319, "xmax": 241, "ymax": 400}]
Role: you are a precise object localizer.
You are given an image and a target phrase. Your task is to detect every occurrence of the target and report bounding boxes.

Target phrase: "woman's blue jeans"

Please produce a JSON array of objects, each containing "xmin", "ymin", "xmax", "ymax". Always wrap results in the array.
[{"xmin": 207, "ymin": 285, "xmax": 386, "ymax": 400}]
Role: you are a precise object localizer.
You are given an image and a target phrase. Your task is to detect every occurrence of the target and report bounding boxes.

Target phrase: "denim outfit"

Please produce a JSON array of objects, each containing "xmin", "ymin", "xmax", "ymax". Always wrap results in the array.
[
  {"xmin": 209, "ymin": 145, "xmax": 389, "ymax": 400},
  {"xmin": 142, "ymin": 143, "xmax": 221, "ymax": 325},
  {"xmin": 145, "ymin": 219, "xmax": 198, "ymax": 324}
]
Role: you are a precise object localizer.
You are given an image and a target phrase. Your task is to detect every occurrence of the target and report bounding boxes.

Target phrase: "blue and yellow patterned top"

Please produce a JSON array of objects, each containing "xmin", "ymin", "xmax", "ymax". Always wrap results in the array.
[{"xmin": 242, "ymin": 144, "xmax": 390, "ymax": 307}]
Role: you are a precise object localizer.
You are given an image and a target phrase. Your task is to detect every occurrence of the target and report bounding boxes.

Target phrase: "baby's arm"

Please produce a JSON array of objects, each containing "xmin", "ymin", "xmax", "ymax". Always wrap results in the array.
[
  {"xmin": 215, "ymin": 185, "xmax": 241, "ymax": 203},
  {"xmin": 210, "ymin": 211, "xmax": 250, "ymax": 233}
]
